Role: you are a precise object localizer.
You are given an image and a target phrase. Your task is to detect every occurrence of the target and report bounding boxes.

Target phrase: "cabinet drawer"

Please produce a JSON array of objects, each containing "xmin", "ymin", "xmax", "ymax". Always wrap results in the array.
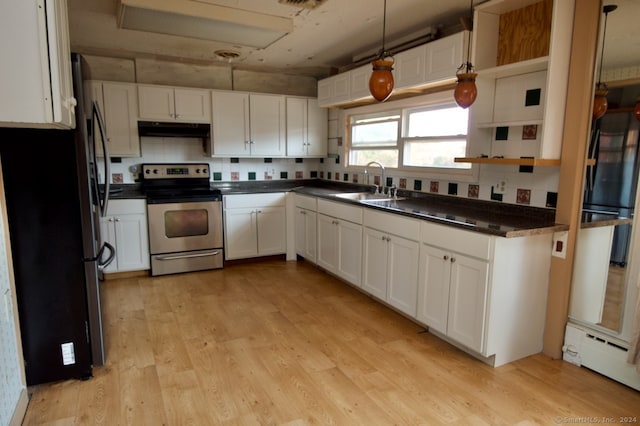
[
  {"xmin": 106, "ymin": 199, "xmax": 146, "ymax": 216},
  {"xmin": 364, "ymin": 209, "xmax": 420, "ymax": 240},
  {"xmin": 224, "ymin": 192, "xmax": 285, "ymax": 209},
  {"xmin": 421, "ymin": 221, "xmax": 492, "ymax": 260},
  {"xmin": 317, "ymin": 199, "xmax": 363, "ymax": 224},
  {"xmin": 294, "ymin": 194, "xmax": 317, "ymax": 211}
]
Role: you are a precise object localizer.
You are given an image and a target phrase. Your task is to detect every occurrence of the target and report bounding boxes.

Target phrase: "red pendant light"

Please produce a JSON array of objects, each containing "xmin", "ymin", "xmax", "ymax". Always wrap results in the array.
[
  {"xmin": 454, "ymin": 0, "xmax": 477, "ymax": 109},
  {"xmin": 634, "ymin": 97, "xmax": 640, "ymax": 122},
  {"xmin": 592, "ymin": 5, "xmax": 617, "ymax": 121},
  {"xmin": 369, "ymin": 0, "xmax": 394, "ymax": 102}
]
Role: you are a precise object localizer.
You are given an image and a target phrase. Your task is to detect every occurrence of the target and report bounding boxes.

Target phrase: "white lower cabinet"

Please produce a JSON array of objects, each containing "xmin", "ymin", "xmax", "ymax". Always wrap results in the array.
[
  {"xmin": 362, "ymin": 210, "xmax": 420, "ymax": 317},
  {"xmin": 416, "ymin": 221, "xmax": 552, "ymax": 366},
  {"xmin": 223, "ymin": 193, "xmax": 286, "ymax": 260},
  {"xmin": 418, "ymin": 244, "xmax": 489, "ymax": 353},
  {"xmin": 294, "ymin": 194, "xmax": 317, "ymax": 263},
  {"xmin": 316, "ymin": 199, "xmax": 363, "ymax": 286},
  {"xmin": 100, "ymin": 199, "xmax": 149, "ymax": 273}
]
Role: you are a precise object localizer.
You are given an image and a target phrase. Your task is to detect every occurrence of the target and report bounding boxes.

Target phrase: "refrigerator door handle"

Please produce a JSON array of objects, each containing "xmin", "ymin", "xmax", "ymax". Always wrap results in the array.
[
  {"xmin": 97, "ymin": 242, "xmax": 116, "ymax": 270},
  {"xmin": 92, "ymin": 101, "xmax": 110, "ymax": 217}
]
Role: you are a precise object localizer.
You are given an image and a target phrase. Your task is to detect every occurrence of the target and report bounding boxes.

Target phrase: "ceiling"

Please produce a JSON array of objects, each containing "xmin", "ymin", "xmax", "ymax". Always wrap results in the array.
[{"xmin": 66, "ymin": 0, "xmax": 639, "ymax": 80}]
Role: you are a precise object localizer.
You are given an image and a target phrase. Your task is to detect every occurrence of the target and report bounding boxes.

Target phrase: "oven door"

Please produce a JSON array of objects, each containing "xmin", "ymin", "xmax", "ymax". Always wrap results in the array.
[{"xmin": 147, "ymin": 200, "xmax": 223, "ymax": 254}]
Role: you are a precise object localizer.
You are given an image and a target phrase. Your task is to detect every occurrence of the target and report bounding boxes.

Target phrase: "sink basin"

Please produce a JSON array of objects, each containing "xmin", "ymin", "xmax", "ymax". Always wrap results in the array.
[{"xmin": 333, "ymin": 192, "xmax": 404, "ymax": 202}]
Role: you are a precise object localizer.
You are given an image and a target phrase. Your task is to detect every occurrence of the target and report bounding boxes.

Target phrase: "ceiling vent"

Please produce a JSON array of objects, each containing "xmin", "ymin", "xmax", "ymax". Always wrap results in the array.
[
  {"xmin": 278, "ymin": 0, "xmax": 328, "ymax": 9},
  {"xmin": 118, "ymin": 0, "xmax": 293, "ymax": 48}
]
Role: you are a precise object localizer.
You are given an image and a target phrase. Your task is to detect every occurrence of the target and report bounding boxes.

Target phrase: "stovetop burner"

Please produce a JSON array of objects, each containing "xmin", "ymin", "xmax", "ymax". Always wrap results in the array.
[{"xmin": 141, "ymin": 163, "xmax": 221, "ymax": 204}]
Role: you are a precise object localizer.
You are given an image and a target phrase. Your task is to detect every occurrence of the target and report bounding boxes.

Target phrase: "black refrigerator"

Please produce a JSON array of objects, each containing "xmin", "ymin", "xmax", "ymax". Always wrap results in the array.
[
  {"xmin": 0, "ymin": 54, "xmax": 114, "ymax": 385},
  {"xmin": 585, "ymin": 104, "xmax": 640, "ymax": 266}
]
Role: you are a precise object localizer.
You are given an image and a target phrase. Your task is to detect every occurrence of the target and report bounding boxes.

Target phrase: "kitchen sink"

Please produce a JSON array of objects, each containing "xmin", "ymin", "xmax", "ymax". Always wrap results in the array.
[{"xmin": 333, "ymin": 192, "xmax": 405, "ymax": 202}]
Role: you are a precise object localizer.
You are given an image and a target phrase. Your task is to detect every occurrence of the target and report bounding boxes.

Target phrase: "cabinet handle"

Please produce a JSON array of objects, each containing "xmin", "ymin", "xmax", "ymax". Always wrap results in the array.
[
  {"xmin": 256, "ymin": 209, "xmax": 262, "ymax": 214},
  {"xmin": 332, "ymin": 220, "xmax": 339, "ymax": 225},
  {"xmin": 451, "ymin": 257, "xmax": 456, "ymax": 263},
  {"xmin": 443, "ymin": 255, "xmax": 449, "ymax": 261}
]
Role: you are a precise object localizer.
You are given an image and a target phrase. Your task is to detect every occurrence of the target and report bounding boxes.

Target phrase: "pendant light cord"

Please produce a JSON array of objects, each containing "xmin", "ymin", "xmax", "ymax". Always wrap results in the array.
[
  {"xmin": 380, "ymin": 0, "xmax": 388, "ymax": 57},
  {"xmin": 597, "ymin": 5, "xmax": 618, "ymax": 87},
  {"xmin": 465, "ymin": 0, "xmax": 473, "ymax": 72}
]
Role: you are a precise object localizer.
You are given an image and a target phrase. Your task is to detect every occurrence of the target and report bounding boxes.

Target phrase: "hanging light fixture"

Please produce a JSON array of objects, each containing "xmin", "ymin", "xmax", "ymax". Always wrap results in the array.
[
  {"xmin": 592, "ymin": 4, "xmax": 618, "ymax": 120},
  {"xmin": 369, "ymin": 0, "xmax": 394, "ymax": 102},
  {"xmin": 454, "ymin": 0, "xmax": 477, "ymax": 109},
  {"xmin": 634, "ymin": 97, "xmax": 640, "ymax": 122}
]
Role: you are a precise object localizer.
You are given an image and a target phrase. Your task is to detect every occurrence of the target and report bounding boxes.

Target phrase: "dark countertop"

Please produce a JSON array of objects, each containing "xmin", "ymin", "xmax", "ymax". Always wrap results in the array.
[{"xmin": 109, "ymin": 179, "xmax": 632, "ymax": 237}]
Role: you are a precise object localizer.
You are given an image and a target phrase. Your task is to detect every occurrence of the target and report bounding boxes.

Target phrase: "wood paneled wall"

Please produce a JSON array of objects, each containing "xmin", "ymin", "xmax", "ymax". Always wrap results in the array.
[{"xmin": 497, "ymin": 0, "xmax": 553, "ymax": 66}]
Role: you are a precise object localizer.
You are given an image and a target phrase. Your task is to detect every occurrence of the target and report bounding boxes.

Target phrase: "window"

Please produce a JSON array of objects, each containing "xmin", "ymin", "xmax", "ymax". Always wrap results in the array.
[
  {"xmin": 347, "ymin": 100, "xmax": 470, "ymax": 171},
  {"xmin": 349, "ymin": 111, "xmax": 400, "ymax": 168},
  {"xmin": 403, "ymin": 104, "xmax": 470, "ymax": 169}
]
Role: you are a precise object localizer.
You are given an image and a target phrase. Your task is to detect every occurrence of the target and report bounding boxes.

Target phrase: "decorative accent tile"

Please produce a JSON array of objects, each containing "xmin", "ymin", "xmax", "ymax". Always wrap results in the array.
[
  {"xmin": 248, "ymin": 172, "xmax": 256, "ymax": 181},
  {"xmin": 213, "ymin": 172, "xmax": 222, "ymax": 181},
  {"xmin": 399, "ymin": 178, "xmax": 407, "ymax": 189},
  {"xmin": 295, "ymin": 158, "xmax": 303, "ymax": 163},
  {"xmin": 468, "ymin": 184, "xmax": 479, "ymax": 198},
  {"xmin": 264, "ymin": 172, "xmax": 272, "ymax": 180},
  {"xmin": 310, "ymin": 171, "xmax": 317, "ymax": 178},
  {"xmin": 352, "ymin": 174, "xmax": 359, "ymax": 183},
  {"xmin": 522, "ymin": 125, "xmax": 537, "ymax": 140},
  {"xmin": 495, "ymin": 126, "xmax": 509, "ymax": 140},
  {"xmin": 343, "ymin": 173, "xmax": 349, "ymax": 182},
  {"xmin": 230, "ymin": 158, "xmax": 239, "ymax": 163},
  {"xmin": 525, "ymin": 88, "xmax": 541, "ymax": 106},
  {"xmin": 516, "ymin": 188, "xmax": 531, "ymax": 204},
  {"xmin": 112, "ymin": 173, "xmax": 123, "ymax": 183},
  {"xmin": 386, "ymin": 177, "xmax": 393, "ymax": 187},
  {"xmin": 373, "ymin": 175, "xmax": 380, "ymax": 186},
  {"xmin": 280, "ymin": 171, "xmax": 288, "ymax": 179},
  {"xmin": 335, "ymin": 172, "xmax": 340, "ymax": 181},
  {"xmin": 546, "ymin": 191, "xmax": 558, "ymax": 208},
  {"xmin": 319, "ymin": 171, "xmax": 324, "ymax": 179},
  {"xmin": 430, "ymin": 181, "xmax": 439, "ymax": 193},
  {"xmin": 264, "ymin": 158, "xmax": 272, "ymax": 163},
  {"xmin": 231, "ymin": 171, "xmax": 240, "ymax": 181},
  {"xmin": 295, "ymin": 171, "xmax": 304, "ymax": 179},
  {"xmin": 490, "ymin": 186, "xmax": 503, "ymax": 201},
  {"xmin": 448, "ymin": 183, "xmax": 458, "ymax": 195},
  {"xmin": 413, "ymin": 180, "xmax": 422, "ymax": 191}
]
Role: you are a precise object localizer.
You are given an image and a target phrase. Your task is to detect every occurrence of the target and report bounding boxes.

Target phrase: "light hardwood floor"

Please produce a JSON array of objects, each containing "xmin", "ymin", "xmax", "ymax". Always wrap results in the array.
[{"xmin": 23, "ymin": 259, "xmax": 640, "ymax": 425}]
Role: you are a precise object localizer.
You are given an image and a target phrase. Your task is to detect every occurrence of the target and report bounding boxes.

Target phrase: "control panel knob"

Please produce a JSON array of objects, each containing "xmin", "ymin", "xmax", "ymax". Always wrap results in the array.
[
  {"xmin": 195, "ymin": 168, "xmax": 201, "ymax": 174},
  {"xmin": 145, "ymin": 169, "xmax": 150, "ymax": 174},
  {"xmin": 203, "ymin": 168, "xmax": 208, "ymax": 174},
  {"xmin": 153, "ymin": 169, "xmax": 159, "ymax": 174}
]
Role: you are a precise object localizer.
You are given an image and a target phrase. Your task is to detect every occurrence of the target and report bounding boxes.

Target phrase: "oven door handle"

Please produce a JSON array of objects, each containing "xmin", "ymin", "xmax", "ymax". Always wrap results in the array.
[{"xmin": 155, "ymin": 250, "xmax": 221, "ymax": 261}]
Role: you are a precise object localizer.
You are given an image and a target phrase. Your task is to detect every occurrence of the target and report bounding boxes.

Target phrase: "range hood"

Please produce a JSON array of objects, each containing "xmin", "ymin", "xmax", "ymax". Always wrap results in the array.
[{"xmin": 138, "ymin": 121, "xmax": 210, "ymax": 138}]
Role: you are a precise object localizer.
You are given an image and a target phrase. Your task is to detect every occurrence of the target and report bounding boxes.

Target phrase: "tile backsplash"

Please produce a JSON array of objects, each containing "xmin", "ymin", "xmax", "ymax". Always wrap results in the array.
[{"xmin": 105, "ymin": 136, "xmax": 560, "ymax": 209}]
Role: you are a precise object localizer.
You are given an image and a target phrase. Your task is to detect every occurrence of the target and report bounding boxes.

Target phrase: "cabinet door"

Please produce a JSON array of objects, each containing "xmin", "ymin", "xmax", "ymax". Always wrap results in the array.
[
  {"xmin": 100, "ymin": 217, "xmax": 118, "ymax": 273},
  {"xmin": 295, "ymin": 208, "xmax": 316, "ymax": 262},
  {"xmin": 224, "ymin": 208, "xmax": 258, "ymax": 260},
  {"xmin": 211, "ymin": 91, "xmax": 250, "ymax": 156},
  {"xmin": 425, "ymin": 31, "xmax": 464, "ymax": 82},
  {"xmin": 349, "ymin": 66, "xmax": 371, "ymax": 100},
  {"xmin": 286, "ymin": 97, "xmax": 307, "ymax": 156},
  {"xmin": 306, "ymin": 99, "xmax": 327, "ymax": 157},
  {"xmin": 138, "ymin": 85, "xmax": 175, "ymax": 121},
  {"xmin": 386, "ymin": 235, "xmax": 419, "ymax": 317},
  {"xmin": 395, "ymin": 45, "xmax": 426, "ymax": 90},
  {"xmin": 362, "ymin": 228, "xmax": 388, "ymax": 299},
  {"xmin": 317, "ymin": 214, "xmax": 338, "ymax": 272},
  {"xmin": 337, "ymin": 219, "xmax": 362, "ymax": 286},
  {"xmin": 417, "ymin": 244, "xmax": 451, "ymax": 334},
  {"xmin": 114, "ymin": 214, "xmax": 150, "ymax": 272},
  {"xmin": 249, "ymin": 94, "xmax": 286, "ymax": 156},
  {"xmin": 447, "ymin": 254, "xmax": 489, "ymax": 353},
  {"xmin": 174, "ymin": 88, "xmax": 211, "ymax": 122},
  {"xmin": 102, "ymin": 82, "xmax": 140, "ymax": 157},
  {"xmin": 256, "ymin": 206, "xmax": 286, "ymax": 256}
]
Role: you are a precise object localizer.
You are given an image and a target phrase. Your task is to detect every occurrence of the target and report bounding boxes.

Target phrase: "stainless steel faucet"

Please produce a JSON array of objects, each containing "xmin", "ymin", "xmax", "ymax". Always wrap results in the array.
[{"xmin": 364, "ymin": 161, "xmax": 385, "ymax": 192}]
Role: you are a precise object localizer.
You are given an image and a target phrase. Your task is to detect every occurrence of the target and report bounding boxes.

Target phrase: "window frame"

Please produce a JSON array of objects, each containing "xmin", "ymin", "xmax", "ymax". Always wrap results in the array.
[{"xmin": 344, "ymin": 90, "xmax": 478, "ymax": 182}]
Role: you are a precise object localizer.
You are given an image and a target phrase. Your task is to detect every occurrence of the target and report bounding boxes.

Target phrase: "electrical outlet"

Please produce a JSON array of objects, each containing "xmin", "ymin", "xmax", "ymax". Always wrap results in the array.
[
  {"xmin": 494, "ymin": 179, "xmax": 507, "ymax": 194},
  {"xmin": 552, "ymin": 231, "xmax": 568, "ymax": 258}
]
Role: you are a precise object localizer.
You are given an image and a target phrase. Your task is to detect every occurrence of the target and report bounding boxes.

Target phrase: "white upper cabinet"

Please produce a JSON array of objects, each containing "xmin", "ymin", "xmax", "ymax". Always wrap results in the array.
[
  {"xmin": 1, "ymin": 0, "xmax": 75, "ymax": 128},
  {"xmin": 318, "ymin": 31, "xmax": 467, "ymax": 108},
  {"xmin": 286, "ymin": 97, "xmax": 328, "ymax": 157},
  {"xmin": 138, "ymin": 85, "xmax": 211, "ymax": 123},
  {"xmin": 210, "ymin": 91, "xmax": 285, "ymax": 157}
]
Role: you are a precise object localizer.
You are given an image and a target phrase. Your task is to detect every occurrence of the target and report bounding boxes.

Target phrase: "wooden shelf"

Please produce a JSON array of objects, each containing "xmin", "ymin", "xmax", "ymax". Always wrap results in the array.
[
  {"xmin": 454, "ymin": 157, "xmax": 596, "ymax": 167},
  {"xmin": 475, "ymin": 57, "xmax": 549, "ymax": 79}
]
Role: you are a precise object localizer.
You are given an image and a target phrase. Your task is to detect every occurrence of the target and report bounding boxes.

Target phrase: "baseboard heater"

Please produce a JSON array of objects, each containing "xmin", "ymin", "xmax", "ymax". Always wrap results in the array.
[{"xmin": 563, "ymin": 323, "xmax": 640, "ymax": 391}]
